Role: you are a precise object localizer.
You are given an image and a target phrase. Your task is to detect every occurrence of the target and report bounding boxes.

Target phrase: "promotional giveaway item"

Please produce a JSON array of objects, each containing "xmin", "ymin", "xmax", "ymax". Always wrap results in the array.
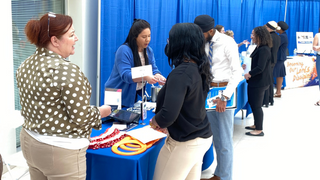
[
  {"xmin": 151, "ymin": 85, "xmax": 162, "ymax": 102},
  {"xmin": 206, "ymin": 87, "xmax": 236, "ymax": 110},
  {"xmin": 88, "ymin": 127, "xmax": 126, "ymax": 150},
  {"xmin": 140, "ymin": 96, "xmax": 147, "ymax": 124},
  {"xmin": 112, "ymin": 125, "xmax": 166, "ymax": 155},
  {"xmin": 89, "ymin": 124, "xmax": 166, "ymax": 156},
  {"xmin": 111, "ymin": 136, "xmax": 160, "ymax": 156}
]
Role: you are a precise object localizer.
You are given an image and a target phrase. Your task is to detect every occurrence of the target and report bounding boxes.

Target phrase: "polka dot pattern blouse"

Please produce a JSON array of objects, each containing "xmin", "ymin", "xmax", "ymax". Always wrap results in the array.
[{"xmin": 16, "ymin": 48, "xmax": 102, "ymax": 139}]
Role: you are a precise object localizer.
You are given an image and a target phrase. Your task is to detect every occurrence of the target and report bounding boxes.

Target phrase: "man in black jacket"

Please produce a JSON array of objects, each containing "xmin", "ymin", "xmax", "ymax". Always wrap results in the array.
[{"xmin": 263, "ymin": 21, "xmax": 281, "ymax": 107}]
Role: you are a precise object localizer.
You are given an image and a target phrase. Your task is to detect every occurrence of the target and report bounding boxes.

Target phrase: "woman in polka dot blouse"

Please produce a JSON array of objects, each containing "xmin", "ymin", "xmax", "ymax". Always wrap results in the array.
[
  {"xmin": 105, "ymin": 19, "xmax": 166, "ymax": 107},
  {"xmin": 16, "ymin": 13, "xmax": 111, "ymax": 179}
]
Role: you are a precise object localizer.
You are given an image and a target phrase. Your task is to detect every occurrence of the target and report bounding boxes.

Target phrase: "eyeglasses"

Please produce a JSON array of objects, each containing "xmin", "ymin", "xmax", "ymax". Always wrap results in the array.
[
  {"xmin": 166, "ymin": 38, "xmax": 169, "ymax": 44},
  {"xmin": 47, "ymin": 12, "xmax": 56, "ymax": 38}
]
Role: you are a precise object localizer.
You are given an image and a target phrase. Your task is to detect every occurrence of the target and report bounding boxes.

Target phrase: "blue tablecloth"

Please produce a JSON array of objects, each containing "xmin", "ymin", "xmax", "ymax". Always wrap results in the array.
[
  {"xmin": 86, "ymin": 111, "xmax": 165, "ymax": 180},
  {"xmin": 87, "ymin": 80, "xmax": 251, "ymax": 179},
  {"xmin": 234, "ymin": 79, "xmax": 252, "ymax": 118}
]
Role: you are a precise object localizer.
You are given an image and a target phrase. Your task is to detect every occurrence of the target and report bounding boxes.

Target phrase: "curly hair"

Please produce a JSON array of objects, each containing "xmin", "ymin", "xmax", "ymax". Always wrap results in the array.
[
  {"xmin": 225, "ymin": 30, "xmax": 234, "ymax": 37},
  {"xmin": 166, "ymin": 23, "xmax": 213, "ymax": 91},
  {"xmin": 253, "ymin": 26, "xmax": 273, "ymax": 48}
]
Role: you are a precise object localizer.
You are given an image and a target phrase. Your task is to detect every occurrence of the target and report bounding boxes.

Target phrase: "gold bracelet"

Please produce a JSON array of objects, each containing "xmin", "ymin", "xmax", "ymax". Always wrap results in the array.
[{"xmin": 149, "ymin": 119, "xmax": 158, "ymax": 129}]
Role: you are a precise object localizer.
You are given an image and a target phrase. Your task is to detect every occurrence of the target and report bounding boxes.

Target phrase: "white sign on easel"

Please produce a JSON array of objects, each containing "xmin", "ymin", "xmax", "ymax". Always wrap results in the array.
[
  {"xmin": 296, "ymin": 32, "xmax": 314, "ymax": 54},
  {"xmin": 131, "ymin": 65, "xmax": 152, "ymax": 123},
  {"xmin": 131, "ymin": 64, "xmax": 153, "ymax": 79}
]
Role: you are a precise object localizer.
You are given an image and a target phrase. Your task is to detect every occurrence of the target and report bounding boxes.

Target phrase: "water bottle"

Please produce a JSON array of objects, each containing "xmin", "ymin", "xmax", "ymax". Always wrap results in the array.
[{"xmin": 294, "ymin": 48, "xmax": 297, "ymax": 56}]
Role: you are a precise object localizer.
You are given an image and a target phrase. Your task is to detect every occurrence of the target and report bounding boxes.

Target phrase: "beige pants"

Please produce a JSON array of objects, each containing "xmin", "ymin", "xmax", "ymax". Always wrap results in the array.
[
  {"xmin": 20, "ymin": 129, "xmax": 87, "ymax": 180},
  {"xmin": 0, "ymin": 153, "xmax": 3, "ymax": 180},
  {"xmin": 153, "ymin": 135, "xmax": 212, "ymax": 180}
]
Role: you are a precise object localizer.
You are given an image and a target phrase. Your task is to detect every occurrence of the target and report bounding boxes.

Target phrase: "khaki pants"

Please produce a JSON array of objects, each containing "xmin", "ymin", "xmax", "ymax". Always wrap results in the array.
[
  {"xmin": 20, "ymin": 129, "xmax": 87, "ymax": 180},
  {"xmin": 0, "ymin": 153, "xmax": 3, "ymax": 180},
  {"xmin": 153, "ymin": 135, "xmax": 212, "ymax": 180}
]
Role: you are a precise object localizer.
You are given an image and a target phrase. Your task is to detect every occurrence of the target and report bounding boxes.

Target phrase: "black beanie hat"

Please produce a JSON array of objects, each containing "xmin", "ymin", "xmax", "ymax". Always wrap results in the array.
[
  {"xmin": 194, "ymin": 15, "xmax": 215, "ymax": 32},
  {"xmin": 278, "ymin": 21, "xmax": 289, "ymax": 31}
]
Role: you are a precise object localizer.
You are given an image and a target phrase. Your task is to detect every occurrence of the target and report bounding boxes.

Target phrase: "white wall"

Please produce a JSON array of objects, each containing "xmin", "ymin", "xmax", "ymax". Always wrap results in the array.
[
  {"xmin": 66, "ymin": 0, "xmax": 99, "ymax": 106},
  {"xmin": 0, "ymin": 0, "xmax": 18, "ymax": 156}
]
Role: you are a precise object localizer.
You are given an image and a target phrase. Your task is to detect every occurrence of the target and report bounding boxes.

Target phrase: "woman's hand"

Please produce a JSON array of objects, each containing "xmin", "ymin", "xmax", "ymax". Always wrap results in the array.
[
  {"xmin": 98, "ymin": 105, "xmax": 112, "ymax": 118},
  {"xmin": 242, "ymin": 64, "xmax": 246, "ymax": 70},
  {"xmin": 154, "ymin": 74, "xmax": 166, "ymax": 85},
  {"xmin": 244, "ymin": 73, "xmax": 251, "ymax": 80},
  {"xmin": 242, "ymin": 40, "xmax": 250, "ymax": 45},
  {"xmin": 144, "ymin": 76, "xmax": 158, "ymax": 84},
  {"xmin": 314, "ymin": 46, "xmax": 320, "ymax": 51},
  {"xmin": 150, "ymin": 117, "xmax": 168, "ymax": 134}
]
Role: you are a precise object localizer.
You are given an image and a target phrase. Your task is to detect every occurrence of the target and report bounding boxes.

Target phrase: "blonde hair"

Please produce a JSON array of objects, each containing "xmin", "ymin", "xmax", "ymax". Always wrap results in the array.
[{"xmin": 225, "ymin": 30, "xmax": 234, "ymax": 37}]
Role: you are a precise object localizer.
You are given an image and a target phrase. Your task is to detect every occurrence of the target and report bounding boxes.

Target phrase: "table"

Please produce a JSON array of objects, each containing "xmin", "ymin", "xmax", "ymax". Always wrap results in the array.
[
  {"xmin": 87, "ymin": 80, "xmax": 252, "ymax": 179},
  {"xmin": 86, "ymin": 111, "xmax": 165, "ymax": 180},
  {"xmin": 234, "ymin": 79, "xmax": 252, "ymax": 118}
]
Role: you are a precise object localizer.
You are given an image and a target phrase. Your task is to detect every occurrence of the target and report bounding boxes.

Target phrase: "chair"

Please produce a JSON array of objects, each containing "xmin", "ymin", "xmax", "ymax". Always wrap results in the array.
[{"xmin": 1, "ymin": 151, "xmax": 29, "ymax": 180}]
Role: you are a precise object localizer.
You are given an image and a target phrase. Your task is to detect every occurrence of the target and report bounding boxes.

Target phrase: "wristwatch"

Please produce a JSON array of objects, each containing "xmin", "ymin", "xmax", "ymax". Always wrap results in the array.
[{"xmin": 220, "ymin": 95, "xmax": 228, "ymax": 102}]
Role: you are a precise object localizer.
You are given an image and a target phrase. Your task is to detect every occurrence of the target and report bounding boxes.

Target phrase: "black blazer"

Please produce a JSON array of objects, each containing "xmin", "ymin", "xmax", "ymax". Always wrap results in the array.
[
  {"xmin": 270, "ymin": 31, "xmax": 280, "ymax": 65},
  {"xmin": 248, "ymin": 45, "xmax": 272, "ymax": 88}
]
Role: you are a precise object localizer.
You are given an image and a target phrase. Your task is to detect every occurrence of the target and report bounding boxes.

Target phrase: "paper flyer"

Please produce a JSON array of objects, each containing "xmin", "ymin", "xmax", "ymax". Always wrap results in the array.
[
  {"xmin": 104, "ymin": 88, "xmax": 122, "ymax": 109},
  {"xmin": 205, "ymin": 87, "xmax": 237, "ymax": 110}
]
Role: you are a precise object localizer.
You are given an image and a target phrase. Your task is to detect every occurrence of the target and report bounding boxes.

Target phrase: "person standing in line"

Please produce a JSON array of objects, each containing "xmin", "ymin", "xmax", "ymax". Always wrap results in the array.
[
  {"xmin": 273, "ymin": 21, "xmax": 289, "ymax": 98},
  {"xmin": 151, "ymin": 23, "xmax": 213, "ymax": 180},
  {"xmin": 262, "ymin": 21, "xmax": 281, "ymax": 107},
  {"xmin": 194, "ymin": 15, "xmax": 243, "ymax": 180},
  {"xmin": 224, "ymin": 30, "xmax": 250, "ymax": 48},
  {"xmin": 215, "ymin": 25, "xmax": 225, "ymax": 34},
  {"xmin": 313, "ymin": 27, "xmax": 320, "ymax": 106},
  {"xmin": 104, "ymin": 19, "xmax": 166, "ymax": 108},
  {"xmin": 16, "ymin": 13, "xmax": 111, "ymax": 179},
  {"xmin": 244, "ymin": 26, "xmax": 273, "ymax": 136}
]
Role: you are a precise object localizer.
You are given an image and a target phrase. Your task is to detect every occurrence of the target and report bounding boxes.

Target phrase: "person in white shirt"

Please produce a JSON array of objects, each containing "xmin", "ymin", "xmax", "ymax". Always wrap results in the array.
[
  {"xmin": 215, "ymin": 24, "xmax": 225, "ymax": 34},
  {"xmin": 313, "ymin": 28, "xmax": 320, "ymax": 106},
  {"xmin": 195, "ymin": 15, "xmax": 243, "ymax": 180},
  {"xmin": 224, "ymin": 30, "xmax": 250, "ymax": 48}
]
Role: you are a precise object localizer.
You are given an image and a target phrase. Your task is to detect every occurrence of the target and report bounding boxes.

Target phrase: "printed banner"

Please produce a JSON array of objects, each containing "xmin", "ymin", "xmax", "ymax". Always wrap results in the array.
[{"xmin": 285, "ymin": 56, "xmax": 318, "ymax": 89}]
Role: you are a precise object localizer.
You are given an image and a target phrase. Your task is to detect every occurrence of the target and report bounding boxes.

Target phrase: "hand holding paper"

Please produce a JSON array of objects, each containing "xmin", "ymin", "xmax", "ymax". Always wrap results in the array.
[{"xmin": 126, "ymin": 125, "xmax": 167, "ymax": 144}]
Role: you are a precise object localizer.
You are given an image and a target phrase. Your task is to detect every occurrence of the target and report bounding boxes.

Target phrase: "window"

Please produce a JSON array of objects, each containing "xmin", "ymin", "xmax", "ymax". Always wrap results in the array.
[{"xmin": 11, "ymin": 0, "xmax": 65, "ymax": 148}]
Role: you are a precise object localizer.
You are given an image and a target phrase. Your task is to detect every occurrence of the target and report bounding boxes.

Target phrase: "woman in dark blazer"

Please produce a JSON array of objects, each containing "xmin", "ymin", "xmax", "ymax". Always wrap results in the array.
[{"xmin": 244, "ymin": 26, "xmax": 273, "ymax": 136}]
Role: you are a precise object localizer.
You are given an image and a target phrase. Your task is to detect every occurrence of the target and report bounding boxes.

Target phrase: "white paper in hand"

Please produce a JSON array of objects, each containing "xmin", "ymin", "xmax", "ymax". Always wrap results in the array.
[
  {"xmin": 126, "ymin": 125, "xmax": 167, "ymax": 144},
  {"xmin": 131, "ymin": 65, "xmax": 153, "ymax": 79},
  {"xmin": 104, "ymin": 88, "xmax": 122, "ymax": 109}
]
